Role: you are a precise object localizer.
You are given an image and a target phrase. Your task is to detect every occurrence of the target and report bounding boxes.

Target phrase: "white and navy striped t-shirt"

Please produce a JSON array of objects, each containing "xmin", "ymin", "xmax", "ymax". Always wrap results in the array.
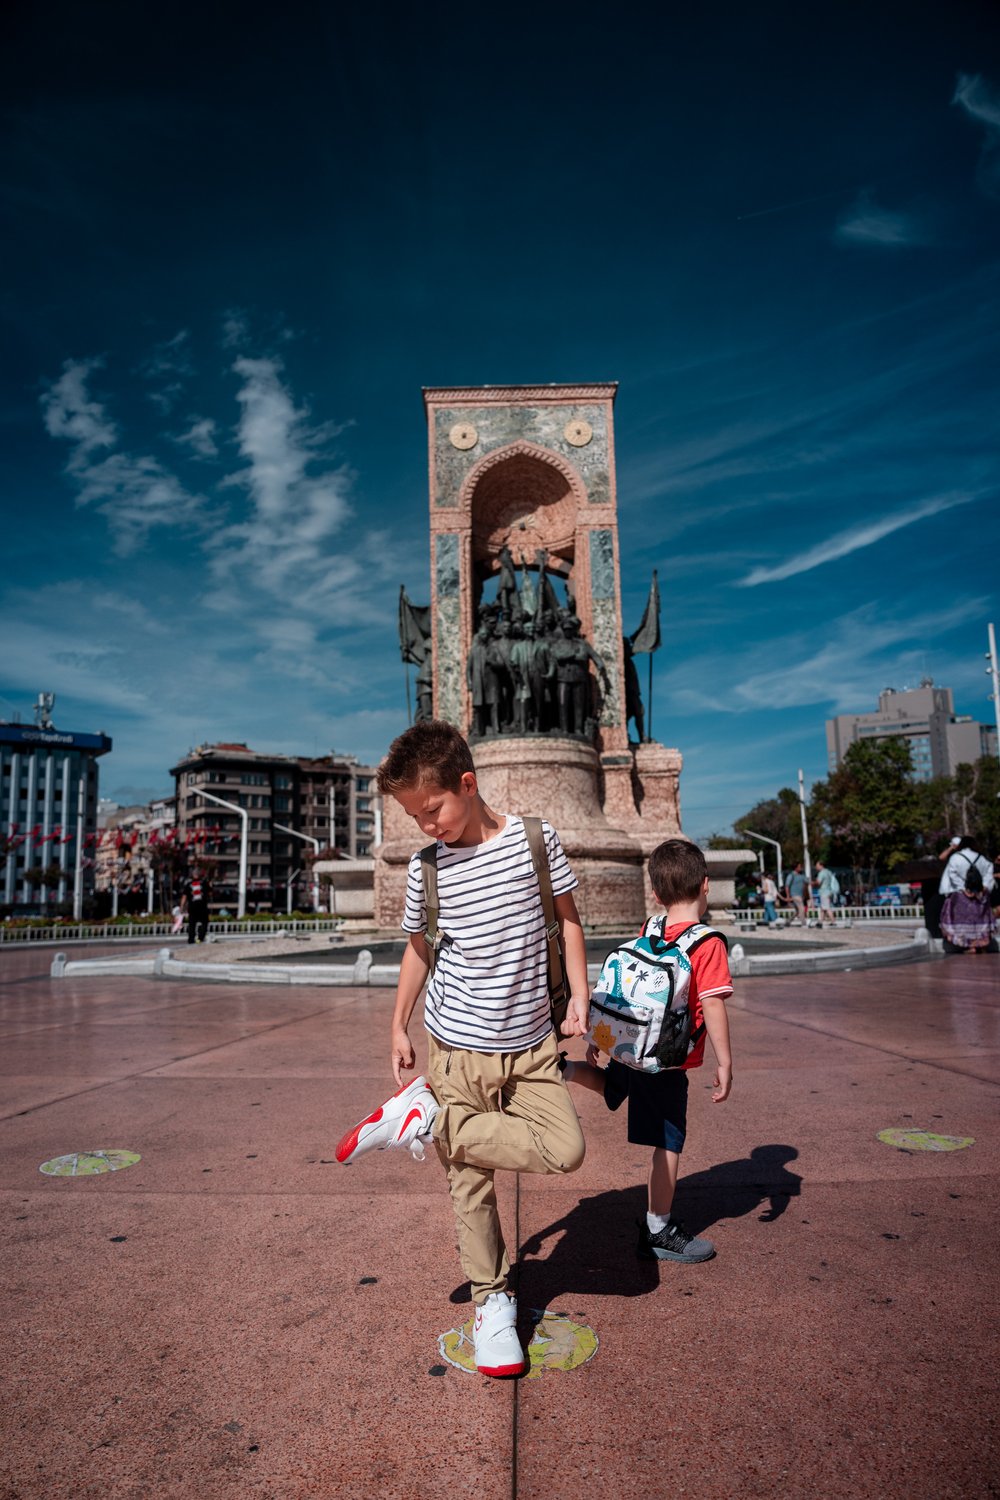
[{"xmin": 402, "ymin": 815, "xmax": 578, "ymax": 1053}]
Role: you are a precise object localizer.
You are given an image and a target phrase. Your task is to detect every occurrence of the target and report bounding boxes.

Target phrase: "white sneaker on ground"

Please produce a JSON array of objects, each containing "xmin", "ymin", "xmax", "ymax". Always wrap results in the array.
[
  {"xmin": 335, "ymin": 1075, "xmax": 438, "ymax": 1163},
  {"xmin": 473, "ymin": 1292, "xmax": 526, "ymax": 1377}
]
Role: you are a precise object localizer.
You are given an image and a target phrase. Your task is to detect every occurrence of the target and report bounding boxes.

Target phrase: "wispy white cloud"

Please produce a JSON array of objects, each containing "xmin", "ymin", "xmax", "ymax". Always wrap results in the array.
[
  {"xmin": 174, "ymin": 416, "xmax": 219, "ymax": 458},
  {"xmin": 209, "ymin": 354, "xmax": 356, "ymax": 603},
  {"xmin": 953, "ymin": 72, "xmax": 1000, "ymax": 197},
  {"xmin": 221, "ymin": 309, "xmax": 250, "ymax": 349},
  {"xmin": 40, "ymin": 358, "xmax": 116, "ymax": 452},
  {"xmin": 835, "ymin": 189, "xmax": 926, "ymax": 248},
  {"xmin": 730, "ymin": 600, "xmax": 987, "ymax": 713},
  {"xmin": 41, "ymin": 360, "xmax": 208, "ymax": 554},
  {"xmin": 736, "ymin": 490, "xmax": 981, "ymax": 588},
  {"xmin": 138, "ymin": 330, "xmax": 194, "ymax": 412},
  {"xmin": 664, "ymin": 598, "xmax": 989, "ymax": 719}
]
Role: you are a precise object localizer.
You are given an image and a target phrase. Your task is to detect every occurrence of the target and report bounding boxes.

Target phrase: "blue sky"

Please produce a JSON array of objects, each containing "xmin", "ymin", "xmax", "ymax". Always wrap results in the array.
[{"xmin": 2, "ymin": 1, "xmax": 998, "ymax": 840}]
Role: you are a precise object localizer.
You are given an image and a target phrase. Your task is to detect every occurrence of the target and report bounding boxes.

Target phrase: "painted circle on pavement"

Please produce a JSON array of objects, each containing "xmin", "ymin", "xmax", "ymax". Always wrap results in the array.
[
  {"xmin": 39, "ymin": 1150, "xmax": 142, "ymax": 1177},
  {"xmin": 877, "ymin": 1129, "xmax": 974, "ymax": 1153},
  {"xmin": 438, "ymin": 1308, "xmax": 598, "ymax": 1379}
]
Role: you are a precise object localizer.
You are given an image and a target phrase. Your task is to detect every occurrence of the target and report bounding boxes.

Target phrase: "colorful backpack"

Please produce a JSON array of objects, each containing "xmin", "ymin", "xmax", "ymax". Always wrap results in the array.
[{"xmin": 586, "ymin": 919, "xmax": 726, "ymax": 1073}]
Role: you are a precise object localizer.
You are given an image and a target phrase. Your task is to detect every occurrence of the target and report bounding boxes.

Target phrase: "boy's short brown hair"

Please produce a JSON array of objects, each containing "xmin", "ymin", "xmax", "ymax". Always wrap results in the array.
[
  {"xmin": 376, "ymin": 720, "xmax": 475, "ymax": 796},
  {"xmin": 648, "ymin": 838, "xmax": 707, "ymax": 908}
]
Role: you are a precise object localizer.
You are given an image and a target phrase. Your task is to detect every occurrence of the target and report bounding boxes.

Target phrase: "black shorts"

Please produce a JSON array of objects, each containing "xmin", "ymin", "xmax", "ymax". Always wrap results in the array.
[{"xmin": 604, "ymin": 1060, "xmax": 689, "ymax": 1152}]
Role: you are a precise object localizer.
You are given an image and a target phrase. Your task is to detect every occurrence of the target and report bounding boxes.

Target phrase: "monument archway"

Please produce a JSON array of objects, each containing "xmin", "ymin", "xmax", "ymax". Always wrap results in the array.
[
  {"xmin": 426, "ymin": 387, "xmax": 627, "ymax": 749},
  {"xmin": 463, "ymin": 440, "xmax": 591, "ymax": 651}
]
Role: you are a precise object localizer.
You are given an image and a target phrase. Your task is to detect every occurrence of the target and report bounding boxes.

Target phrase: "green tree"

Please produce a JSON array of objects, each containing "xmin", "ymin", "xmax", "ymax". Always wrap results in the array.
[
  {"xmin": 733, "ymin": 788, "xmax": 805, "ymax": 871},
  {"xmin": 809, "ymin": 738, "xmax": 920, "ymax": 889},
  {"xmin": 917, "ymin": 756, "xmax": 1000, "ymax": 856}
]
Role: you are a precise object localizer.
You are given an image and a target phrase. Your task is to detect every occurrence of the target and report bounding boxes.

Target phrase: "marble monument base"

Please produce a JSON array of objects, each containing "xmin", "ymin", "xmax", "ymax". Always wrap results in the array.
[{"xmin": 374, "ymin": 735, "xmax": 646, "ymax": 932}]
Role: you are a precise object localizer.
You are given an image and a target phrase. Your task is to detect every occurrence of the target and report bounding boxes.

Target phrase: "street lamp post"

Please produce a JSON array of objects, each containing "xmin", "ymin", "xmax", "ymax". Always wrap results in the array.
[
  {"xmin": 72, "ymin": 772, "xmax": 85, "ymax": 921},
  {"xmin": 743, "ymin": 830, "xmax": 783, "ymax": 889},
  {"xmin": 193, "ymin": 788, "xmax": 248, "ymax": 919},
  {"xmin": 797, "ymin": 768, "xmax": 812, "ymax": 880},
  {"xmin": 987, "ymin": 622, "xmax": 1000, "ymax": 773},
  {"xmin": 274, "ymin": 824, "xmax": 321, "ymax": 912}
]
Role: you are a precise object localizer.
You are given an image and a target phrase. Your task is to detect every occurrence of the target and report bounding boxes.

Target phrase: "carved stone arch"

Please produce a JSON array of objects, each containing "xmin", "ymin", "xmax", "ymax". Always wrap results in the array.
[{"xmin": 459, "ymin": 440, "xmax": 588, "ymax": 573}]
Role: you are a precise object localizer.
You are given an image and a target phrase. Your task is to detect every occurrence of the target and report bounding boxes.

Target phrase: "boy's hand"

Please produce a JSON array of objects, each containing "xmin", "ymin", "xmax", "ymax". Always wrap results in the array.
[
  {"xmin": 585, "ymin": 1042, "xmax": 601, "ymax": 1067},
  {"xmin": 711, "ymin": 1064, "xmax": 733, "ymax": 1103},
  {"xmin": 560, "ymin": 995, "xmax": 590, "ymax": 1038},
  {"xmin": 391, "ymin": 1027, "xmax": 415, "ymax": 1087}
]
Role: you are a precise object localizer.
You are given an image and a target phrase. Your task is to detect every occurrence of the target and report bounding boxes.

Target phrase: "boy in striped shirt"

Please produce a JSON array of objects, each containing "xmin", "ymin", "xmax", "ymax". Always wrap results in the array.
[{"xmin": 336, "ymin": 720, "xmax": 590, "ymax": 1377}]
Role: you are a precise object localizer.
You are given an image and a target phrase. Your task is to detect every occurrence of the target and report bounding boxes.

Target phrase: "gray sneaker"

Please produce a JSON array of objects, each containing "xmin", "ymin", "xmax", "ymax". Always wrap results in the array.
[{"xmin": 637, "ymin": 1217, "xmax": 715, "ymax": 1263}]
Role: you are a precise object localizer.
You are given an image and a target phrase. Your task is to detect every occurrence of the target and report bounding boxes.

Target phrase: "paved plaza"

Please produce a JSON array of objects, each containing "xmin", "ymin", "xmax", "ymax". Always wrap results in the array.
[{"xmin": 1, "ymin": 941, "xmax": 997, "ymax": 1499}]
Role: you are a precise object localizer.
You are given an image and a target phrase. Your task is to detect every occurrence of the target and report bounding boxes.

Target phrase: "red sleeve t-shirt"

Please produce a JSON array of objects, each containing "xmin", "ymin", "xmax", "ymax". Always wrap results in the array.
[{"xmin": 654, "ymin": 921, "xmax": 733, "ymax": 1071}]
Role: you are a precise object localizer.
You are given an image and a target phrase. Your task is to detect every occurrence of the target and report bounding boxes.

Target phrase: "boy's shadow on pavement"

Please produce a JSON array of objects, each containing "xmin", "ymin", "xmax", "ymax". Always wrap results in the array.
[
  {"xmin": 447, "ymin": 1144, "xmax": 802, "ymax": 1320},
  {"xmin": 673, "ymin": 1143, "xmax": 802, "ymax": 1237}
]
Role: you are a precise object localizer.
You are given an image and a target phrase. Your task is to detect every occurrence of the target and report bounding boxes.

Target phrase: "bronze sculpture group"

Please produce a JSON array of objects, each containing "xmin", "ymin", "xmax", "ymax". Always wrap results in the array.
[
  {"xmin": 401, "ymin": 543, "xmax": 655, "ymax": 744},
  {"xmin": 467, "ymin": 548, "xmax": 610, "ymax": 741}
]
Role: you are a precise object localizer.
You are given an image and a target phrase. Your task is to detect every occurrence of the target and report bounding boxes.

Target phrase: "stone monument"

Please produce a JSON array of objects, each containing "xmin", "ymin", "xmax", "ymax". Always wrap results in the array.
[{"xmin": 373, "ymin": 382, "xmax": 727, "ymax": 930}]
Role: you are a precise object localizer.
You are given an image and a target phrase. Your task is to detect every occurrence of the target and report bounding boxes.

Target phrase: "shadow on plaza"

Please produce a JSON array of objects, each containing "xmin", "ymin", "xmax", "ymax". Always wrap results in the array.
[{"xmin": 448, "ymin": 1143, "xmax": 802, "ymax": 1316}]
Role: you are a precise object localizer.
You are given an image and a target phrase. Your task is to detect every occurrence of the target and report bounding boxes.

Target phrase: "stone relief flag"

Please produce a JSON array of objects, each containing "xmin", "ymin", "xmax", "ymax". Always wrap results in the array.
[
  {"xmin": 630, "ymin": 569, "xmax": 661, "ymax": 654},
  {"xmin": 398, "ymin": 586, "xmax": 431, "ymax": 665}
]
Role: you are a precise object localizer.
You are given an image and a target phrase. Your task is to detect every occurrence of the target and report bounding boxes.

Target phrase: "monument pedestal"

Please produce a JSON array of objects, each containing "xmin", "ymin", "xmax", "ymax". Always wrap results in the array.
[
  {"xmin": 474, "ymin": 737, "xmax": 644, "ymax": 930},
  {"xmin": 374, "ymin": 736, "xmax": 647, "ymax": 932},
  {"xmin": 606, "ymin": 740, "xmax": 684, "ymax": 909}
]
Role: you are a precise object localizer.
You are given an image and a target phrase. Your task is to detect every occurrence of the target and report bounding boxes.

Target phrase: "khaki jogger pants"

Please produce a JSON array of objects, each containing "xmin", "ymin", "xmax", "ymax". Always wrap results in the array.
[{"xmin": 427, "ymin": 1031, "xmax": 585, "ymax": 1305}]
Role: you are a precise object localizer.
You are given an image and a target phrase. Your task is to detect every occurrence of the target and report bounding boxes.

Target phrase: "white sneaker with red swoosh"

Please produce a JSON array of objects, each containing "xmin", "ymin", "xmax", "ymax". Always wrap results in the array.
[
  {"xmin": 473, "ymin": 1293, "xmax": 526, "ymax": 1377},
  {"xmin": 335, "ymin": 1076, "xmax": 438, "ymax": 1163}
]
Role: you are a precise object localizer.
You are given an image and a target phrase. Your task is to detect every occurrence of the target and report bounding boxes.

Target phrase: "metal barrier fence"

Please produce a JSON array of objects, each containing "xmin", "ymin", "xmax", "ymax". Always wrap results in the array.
[
  {"xmin": 0, "ymin": 917, "xmax": 343, "ymax": 945},
  {"xmin": 725, "ymin": 905, "xmax": 924, "ymax": 927}
]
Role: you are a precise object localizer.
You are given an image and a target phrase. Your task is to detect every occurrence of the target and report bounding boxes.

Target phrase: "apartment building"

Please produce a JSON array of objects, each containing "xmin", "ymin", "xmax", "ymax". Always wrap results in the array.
[{"xmin": 170, "ymin": 742, "xmax": 377, "ymax": 909}]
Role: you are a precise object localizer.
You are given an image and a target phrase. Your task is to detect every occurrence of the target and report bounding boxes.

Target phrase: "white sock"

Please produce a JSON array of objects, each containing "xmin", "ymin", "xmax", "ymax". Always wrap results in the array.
[{"xmin": 647, "ymin": 1211, "xmax": 671, "ymax": 1234}]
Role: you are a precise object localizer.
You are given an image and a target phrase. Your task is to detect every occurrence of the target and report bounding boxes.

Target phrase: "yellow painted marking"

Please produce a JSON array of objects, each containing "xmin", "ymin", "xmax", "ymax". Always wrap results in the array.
[
  {"xmin": 39, "ymin": 1150, "xmax": 142, "ymax": 1177},
  {"xmin": 876, "ymin": 1129, "xmax": 974, "ymax": 1153},
  {"xmin": 438, "ymin": 1309, "xmax": 598, "ymax": 1379}
]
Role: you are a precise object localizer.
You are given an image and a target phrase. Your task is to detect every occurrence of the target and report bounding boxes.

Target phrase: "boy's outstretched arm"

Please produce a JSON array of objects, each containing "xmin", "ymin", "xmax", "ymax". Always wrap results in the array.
[
  {"xmin": 554, "ymin": 890, "xmax": 590, "ymax": 1037},
  {"xmin": 701, "ymin": 993, "xmax": 733, "ymax": 1102},
  {"xmin": 391, "ymin": 932, "xmax": 431, "ymax": 1086}
]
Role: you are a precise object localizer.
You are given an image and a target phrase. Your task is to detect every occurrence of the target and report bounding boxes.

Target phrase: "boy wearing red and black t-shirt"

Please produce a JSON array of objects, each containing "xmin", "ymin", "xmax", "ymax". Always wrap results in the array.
[{"xmin": 564, "ymin": 838, "xmax": 734, "ymax": 1263}]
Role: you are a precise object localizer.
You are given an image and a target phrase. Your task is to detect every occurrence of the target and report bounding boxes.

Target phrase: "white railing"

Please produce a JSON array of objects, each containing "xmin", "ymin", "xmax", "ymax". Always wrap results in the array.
[
  {"xmin": 725, "ymin": 905, "xmax": 924, "ymax": 928},
  {"xmin": 0, "ymin": 917, "xmax": 343, "ymax": 945}
]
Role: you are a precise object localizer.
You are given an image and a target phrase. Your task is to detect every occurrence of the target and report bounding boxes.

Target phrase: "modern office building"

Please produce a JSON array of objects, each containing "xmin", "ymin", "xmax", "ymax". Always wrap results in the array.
[
  {"xmin": 170, "ymin": 742, "xmax": 377, "ymax": 909},
  {"xmin": 826, "ymin": 680, "xmax": 998, "ymax": 782},
  {"xmin": 1, "ymin": 693, "xmax": 112, "ymax": 910}
]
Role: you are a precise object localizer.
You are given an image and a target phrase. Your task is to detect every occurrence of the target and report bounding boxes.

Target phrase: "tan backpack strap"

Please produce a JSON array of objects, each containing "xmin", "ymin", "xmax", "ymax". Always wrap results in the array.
[
  {"xmin": 419, "ymin": 842, "xmax": 442, "ymax": 972},
  {"xmin": 523, "ymin": 816, "xmax": 568, "ymax": 1013}
]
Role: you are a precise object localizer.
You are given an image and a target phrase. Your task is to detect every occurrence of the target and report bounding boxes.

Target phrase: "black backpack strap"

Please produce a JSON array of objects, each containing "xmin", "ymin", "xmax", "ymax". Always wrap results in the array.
[
  {"xmin": 419, "ymin": 842, "xmax": 444, "ymax": 972},
  {"xmin": 523, "ymin": 816, "xmax": 569, "ymax": 1021}
]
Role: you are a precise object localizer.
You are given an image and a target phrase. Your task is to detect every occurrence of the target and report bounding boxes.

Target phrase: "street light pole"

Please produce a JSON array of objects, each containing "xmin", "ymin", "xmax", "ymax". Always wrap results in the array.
[
  {"xmin": 274, "ymin": 823, "xmax": 321, "ymax": 912},
  {"xmin": 987, "ymin": 622, "xmax": 1000, "ymax": 773},
  {"xmin": 72, "ymin": 771, "xmax": 85, "ymax": 920},
  {"xmin": 193, "ymin": 788, "xmax": 248, "ymax": 919},
  {"xmin": 744, "ymin": 830, "xmax": 783, "ymax": 889},
  {"xmin": 798, "ymin": 769, "xmax": 812, "ymax": 881}
]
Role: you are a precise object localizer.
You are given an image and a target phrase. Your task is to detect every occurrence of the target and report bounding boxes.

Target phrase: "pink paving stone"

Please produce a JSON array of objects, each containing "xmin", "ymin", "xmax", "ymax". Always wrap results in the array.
[{"xmin": 0, "ymin": 945, "xmax": 997, "ymax": 1498}]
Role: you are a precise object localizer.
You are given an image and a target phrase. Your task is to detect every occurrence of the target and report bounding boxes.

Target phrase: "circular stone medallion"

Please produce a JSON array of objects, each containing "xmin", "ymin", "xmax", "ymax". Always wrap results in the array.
[
  {"xmin": 39, "ymin": 1150, "xmax": 142, "ymax": 1177},
  {"xmin": 449, "ymin": 422, "xmax": 478, "ymax": 450},
  {"xmin": 563, "ymin": 418, "xmax": 593, "ymax": 447},
  {"xmin": 876, "ymin": 1129, "xmax": 974, "ymax": 1153},
  {"xmin": 437, "ymin": 1308, "xmax": 598, "ymax": 1379}
]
